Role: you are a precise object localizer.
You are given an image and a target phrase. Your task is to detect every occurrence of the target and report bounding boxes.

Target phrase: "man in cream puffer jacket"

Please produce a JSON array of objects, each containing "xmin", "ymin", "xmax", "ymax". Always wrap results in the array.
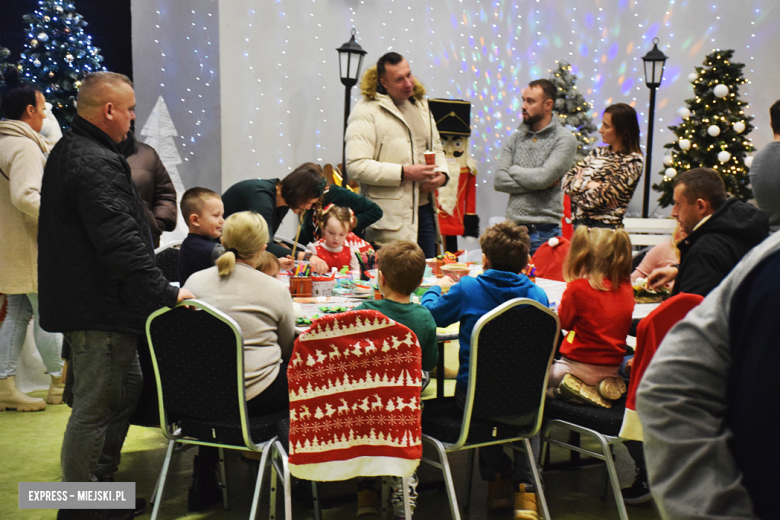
[{"xmin": 345, "ymin": 52, "xmax": 448, "ymax": 255}]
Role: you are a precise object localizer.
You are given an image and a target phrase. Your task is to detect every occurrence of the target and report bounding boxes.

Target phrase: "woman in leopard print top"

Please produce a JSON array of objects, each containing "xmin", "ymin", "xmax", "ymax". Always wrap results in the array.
[{"xmin": 562, "ymin": 103, "xmax": 644, "ymax": 229}]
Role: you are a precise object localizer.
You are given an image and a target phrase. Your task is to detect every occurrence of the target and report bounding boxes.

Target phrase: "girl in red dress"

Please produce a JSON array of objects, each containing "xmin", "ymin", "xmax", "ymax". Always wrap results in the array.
[
  {"xmin": 548, "ymin": 226, "xmax": 635, "ymax": 408},
  {"xmin": 307, "ymin": 205, "xmax": 374, "ymax": 273}
]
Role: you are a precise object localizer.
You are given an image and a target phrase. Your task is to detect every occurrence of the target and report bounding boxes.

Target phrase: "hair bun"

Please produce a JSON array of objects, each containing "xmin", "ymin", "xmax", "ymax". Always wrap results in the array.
[{"xmin": 2, "ymin": 66, "xmax": 22, "ymax": 87}]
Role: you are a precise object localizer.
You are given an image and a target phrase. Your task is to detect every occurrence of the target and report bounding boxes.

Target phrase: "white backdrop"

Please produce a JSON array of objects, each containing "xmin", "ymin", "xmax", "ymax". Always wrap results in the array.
[{"xmin": 132, "ymin": 0, "xmax": 780, "ymax": 241}]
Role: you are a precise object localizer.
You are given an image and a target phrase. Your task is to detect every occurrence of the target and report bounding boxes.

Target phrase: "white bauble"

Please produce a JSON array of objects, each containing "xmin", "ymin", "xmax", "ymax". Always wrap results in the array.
[
  {"xmin": 679, "ymin": 139, "xmax": 691, "ymax": 151},
  {"xmin": 665, "ymin": 168, "xmax": 677, "ymax": 178},
  {"xmin": 714, "ymin": 84, "xmax": 729, "ymax": 98},
  {"xmin": 678, "ymin": 107, "xmax": 691, "ymax": 119},
  {"xmin": 663, "ymin": 155, "xmax": 674, "ymax": 166},
  {"xmin": 33, "ymin": 58, "xmax": 41, "ymax": 67},
  {"xmin": 718, "ymin": 151, "xmax": 731, "ymax": 163},
  {"xmin": 708, "ymin": 125, "xmax": 721, "ymax": 137},
  {"xmin": 745, "ymin": 156, "xmax": 754, "ymax": 168},
  {"xmin": 688, "ymin": 72, "xmax": 698, "ymax": 83},
  {"xmin": 733, "ymin": 121, "xmax": 746, "ymax": 134},
  {"xmin": 548, "ymin": 237, "xmax": 560, "ymax": 248}
]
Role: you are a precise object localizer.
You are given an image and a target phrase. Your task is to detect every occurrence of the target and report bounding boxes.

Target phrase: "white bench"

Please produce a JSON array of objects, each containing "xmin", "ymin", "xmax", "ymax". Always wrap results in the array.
[{"xmin": 624, "ymin": 218, "xmax": 676, "ymax": 249}]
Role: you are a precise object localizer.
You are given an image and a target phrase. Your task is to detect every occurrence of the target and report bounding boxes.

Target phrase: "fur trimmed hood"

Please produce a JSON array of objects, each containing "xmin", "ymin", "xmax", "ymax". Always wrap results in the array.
[{"xmin": 359, "ymin": 65, "xmax": 426, "ymax": 101}]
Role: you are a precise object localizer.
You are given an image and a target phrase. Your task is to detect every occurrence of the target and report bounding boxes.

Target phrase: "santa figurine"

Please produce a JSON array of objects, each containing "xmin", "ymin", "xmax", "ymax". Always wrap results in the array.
[{"xmin": 429, "ymin": 99, "xmax": 479, "ymax": 254}]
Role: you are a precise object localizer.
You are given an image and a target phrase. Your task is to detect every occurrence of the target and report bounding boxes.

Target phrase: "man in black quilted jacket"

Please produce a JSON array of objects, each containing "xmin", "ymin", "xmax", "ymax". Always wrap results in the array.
[{"xmin": 38, "ymin": 72, "xmax": 194, "ymax": 517}]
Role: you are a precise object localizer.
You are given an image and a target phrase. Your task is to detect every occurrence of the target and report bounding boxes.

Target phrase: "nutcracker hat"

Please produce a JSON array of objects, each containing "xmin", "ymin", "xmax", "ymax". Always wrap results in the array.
[{"xmin": 429, "ymin": 98, "xmax": 471, "ymax": 136}]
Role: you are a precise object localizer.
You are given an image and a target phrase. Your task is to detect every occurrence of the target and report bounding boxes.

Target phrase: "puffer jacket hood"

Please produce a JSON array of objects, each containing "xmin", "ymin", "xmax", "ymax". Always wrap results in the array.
[
  {"xmin": 683, "ymin": 197, "xmax": 767, "ymax": 248},
  {"xmin": 359, "ymin": 65, "xmax": 427, "ymax": 102}
]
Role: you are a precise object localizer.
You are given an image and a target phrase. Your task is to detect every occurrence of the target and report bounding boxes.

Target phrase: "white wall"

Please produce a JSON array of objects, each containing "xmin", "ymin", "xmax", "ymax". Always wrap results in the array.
[{"xmin": 135, "ymin": 0, "xmax": 780, "ymax": 239}]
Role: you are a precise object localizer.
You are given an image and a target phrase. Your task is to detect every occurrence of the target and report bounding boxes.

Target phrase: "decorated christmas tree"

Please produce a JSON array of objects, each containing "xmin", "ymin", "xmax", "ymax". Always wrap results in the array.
[
  {"xmin": 19, "ymin": 0, "xmax": 104, "ymax": 129},
  {"xmin": 0, "ymin": 43, "xmax": 11, "ymax": 78},
  {"xmin": 653, "ymin": 49, "xmax": 754, "ymax": 207},
  {"xmin": 550, "ymin": 60, "xmax": 599, "ymax": 164}
]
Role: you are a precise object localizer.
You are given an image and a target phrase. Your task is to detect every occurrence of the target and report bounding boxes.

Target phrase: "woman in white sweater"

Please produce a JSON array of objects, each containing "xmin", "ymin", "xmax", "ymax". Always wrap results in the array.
[
  {"xmin": 0, "ymin": 67, "xmax": 63, "ymax": 412},
  {"xmin": 182, "ymin": 210, "xmax": 295, "ymax": 510}
]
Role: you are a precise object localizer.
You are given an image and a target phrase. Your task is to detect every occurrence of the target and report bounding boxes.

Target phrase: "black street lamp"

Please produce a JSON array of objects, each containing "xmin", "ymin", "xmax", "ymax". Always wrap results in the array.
[
  {"xmin": 641, "ymin": 37, "xmax": 668, "ymax": 218},
  {"xmin": 336, "ymin": 28, "xmax": 367, "ymax": 187}
]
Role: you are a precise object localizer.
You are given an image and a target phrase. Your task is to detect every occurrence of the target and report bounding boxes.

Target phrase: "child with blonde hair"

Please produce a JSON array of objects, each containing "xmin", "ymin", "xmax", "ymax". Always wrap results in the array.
[
  {"xmin": 307, "ymin": 204, "xmax": 374, "ymax": 273},
  {"xmin": 549, "ymin": 226, "xmax": 635, "ymax": 408},
  {"xmin": 257, "ymin": 251, "xmax": 282, "ymax": 278},
  {"xmin": 182, "ymin": 211, "xmax": 295, "ymax": 510}
]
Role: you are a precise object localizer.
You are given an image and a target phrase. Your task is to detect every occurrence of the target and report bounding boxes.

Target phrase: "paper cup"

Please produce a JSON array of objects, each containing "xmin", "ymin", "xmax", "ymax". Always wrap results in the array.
[{"xmin": 424, "ymin": 151, "xmax": 436, "ymax": 166}]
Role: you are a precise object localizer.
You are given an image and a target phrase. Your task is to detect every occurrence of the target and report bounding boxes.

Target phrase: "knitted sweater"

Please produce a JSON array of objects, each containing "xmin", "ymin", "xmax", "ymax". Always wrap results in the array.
[
  {"xmin": 183, "ymin": 263, "xmax": 296, "ymax": 400},
  {"xmin": 558, "ymin": 278, "xmax": 634, "ymax": 366},
  {"xmin": 748, "ymin": 141, "xmax": 780, "ymax": 232},
  {"xmin": 494, "ymin": 119, "xmax": 577, "ymax": 225}
]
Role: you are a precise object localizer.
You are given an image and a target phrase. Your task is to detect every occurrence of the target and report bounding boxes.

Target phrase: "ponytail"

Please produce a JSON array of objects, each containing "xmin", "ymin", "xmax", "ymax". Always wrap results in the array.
[{"xmin": 216, "ymin": 212, "xmax": 269, "ymax": 277}]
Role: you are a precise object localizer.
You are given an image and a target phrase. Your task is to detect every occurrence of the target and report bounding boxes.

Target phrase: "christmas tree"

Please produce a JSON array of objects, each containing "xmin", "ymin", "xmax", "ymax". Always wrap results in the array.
[
  {"xmin": 550, "ymin": 60, "xmax": 599, "ymax": 164},
  {"xmin": 19, "ymin": 0, "xmax": 104, "ymax": 129},
  {"xmin": 0, "ymin": 43, "xmax": 11, "ymax": 79},
  {"xmin": 653, "ymin": 49, "xmax": 754, "ymax": 207}
]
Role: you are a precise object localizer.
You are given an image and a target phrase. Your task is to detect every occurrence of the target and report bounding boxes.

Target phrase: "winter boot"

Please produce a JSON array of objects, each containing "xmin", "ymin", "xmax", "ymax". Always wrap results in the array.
[
  {"xmin": 0, "ymin": 376, "xmax": 46, "ymax": 412},
  {"xmin": 47, "ymin": 375, "xmax": 66, "ymax": 405},
  {"xmin": 513, "ymin": 484, "xmax": 542, "ymax": 520},
  {"xmin": 187, "ymin": 454, "xmax": 223, "ymax": 511}
]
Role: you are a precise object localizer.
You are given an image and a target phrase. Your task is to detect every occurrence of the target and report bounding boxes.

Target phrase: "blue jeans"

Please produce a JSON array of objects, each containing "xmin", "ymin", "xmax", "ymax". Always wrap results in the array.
[
  {"xmin": 62, "ymin": 330, "xmax": 143, "ymax": 482},
  {"xmin": 527, "ymin": 225, "xmax": 562, "ymax": 257},
  {"xmin": 417, "ymin": 202, "xmax": 437, "ymax": 259},
  {"xmin": 0, "ymin": 293, "xmax": 63, "ymax": 378}
]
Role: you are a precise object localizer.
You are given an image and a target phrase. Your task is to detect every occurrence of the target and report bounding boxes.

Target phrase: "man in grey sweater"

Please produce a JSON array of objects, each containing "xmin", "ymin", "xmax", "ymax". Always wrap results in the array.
[
  {"xmin": 494, "ymin": 79, "xmax": 577, "ymax": 254},
  {"xmin": 748, "ymin": 99, "xmax": 780, "ymax": 232},
  {"xmin": 637, "ymin": 230, "xmax": 780, "ymax": 519}
]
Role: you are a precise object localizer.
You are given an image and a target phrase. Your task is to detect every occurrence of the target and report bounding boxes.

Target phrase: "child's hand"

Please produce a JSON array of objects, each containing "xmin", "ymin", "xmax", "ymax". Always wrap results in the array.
[
  {"xmin": 309, "ymin": 255, "xmax": 330, "ymax": 274},
  {"xmin": 436, "ymin": 276, "xmax": 456, "ymax": 292},
  {"xmin": 279, "ymin": 256, "xmax": 295, "ymax": 270}
]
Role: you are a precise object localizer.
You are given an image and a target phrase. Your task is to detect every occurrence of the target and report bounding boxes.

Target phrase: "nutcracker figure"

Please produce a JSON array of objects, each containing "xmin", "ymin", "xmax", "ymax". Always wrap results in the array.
[{"xmin": 429, "ymin": 99, "xmax": 479, "ymax": 254}]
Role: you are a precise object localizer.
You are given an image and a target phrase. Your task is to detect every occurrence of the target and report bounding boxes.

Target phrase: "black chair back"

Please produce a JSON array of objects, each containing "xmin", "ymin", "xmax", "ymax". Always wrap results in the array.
[
  {"xmin": 155, "ymin": 244, "xmax": 181, "ymax": 283},
  {"xmin": 146, "ymin": 301, "xmax": 250, "ymax": 443},
  {"xmin": 464, "ymin": 298, "xmax": 559, "ymax": 439}
]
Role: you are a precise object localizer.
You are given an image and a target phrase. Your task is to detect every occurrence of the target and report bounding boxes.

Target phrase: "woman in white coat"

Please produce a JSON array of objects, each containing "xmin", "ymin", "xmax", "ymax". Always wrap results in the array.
[{"xmin": 0, "ymin": 67, "xmax": 63, "ymax": 412}]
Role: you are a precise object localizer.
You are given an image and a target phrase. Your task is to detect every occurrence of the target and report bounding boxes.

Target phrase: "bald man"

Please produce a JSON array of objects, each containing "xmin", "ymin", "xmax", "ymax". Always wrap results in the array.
[{"xmin": 38, "ymin": 72, "xmax": 193, "ymax": 518}]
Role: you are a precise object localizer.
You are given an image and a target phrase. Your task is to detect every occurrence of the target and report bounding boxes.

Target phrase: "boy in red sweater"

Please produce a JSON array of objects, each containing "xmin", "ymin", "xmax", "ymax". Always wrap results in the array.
[{"xmin": 549, "ymin": 226, "xmax": 634, "ymax": 408}]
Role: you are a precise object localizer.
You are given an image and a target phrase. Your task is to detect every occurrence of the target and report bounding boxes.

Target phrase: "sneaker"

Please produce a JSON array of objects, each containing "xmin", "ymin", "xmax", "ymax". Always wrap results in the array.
[
  {"xmin": 558, "ymin": 374, "xmax": 612, "ymax": 408},
  {"xmin": 486, "ymin": 473, "xmax": 513, "ymax": 511},
  {"xmin": 514, "ymin": 484, "xmax": 542, "ymax": 520},
  {"xmin": 622, "ymin": 466, "xmax": 653, "ymax": 505},
  {"xmin": 597, "ymin": 377, "xmax": 627, "ymax": 400},
  {"xmin": 390, "ymin": 474, "xmax": 418, "ymax": 519}
]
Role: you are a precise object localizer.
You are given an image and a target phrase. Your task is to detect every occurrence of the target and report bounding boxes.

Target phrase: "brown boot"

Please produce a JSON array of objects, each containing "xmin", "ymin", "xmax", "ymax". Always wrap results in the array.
[
  {"xmin": 514, "ymin": 484, "xmax": 542, "ymax": 520},
  {"xmin": 597, "ymin": 377, "xmax": 627, "ymax": 400},
  {"xmin": 0, "ymin": 376, "xmax": 46, "ymax": 412},
  {"xmin": 486, "ymin": 473, "xmax": 512, "ymax": 511},
  {"xmin": 558, "ymin": 374, "xmax": 612, "ymax": 408},
  {"xmin": 47, "ymin": 375, "xmax": 66, "ymax": 405}
]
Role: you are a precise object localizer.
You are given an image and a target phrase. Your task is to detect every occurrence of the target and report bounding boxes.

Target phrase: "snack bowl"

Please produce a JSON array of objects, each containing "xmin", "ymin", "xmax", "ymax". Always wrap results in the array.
[{"xmin": 440, "ymin": 263, "xmax": 470, "ymax": 282}]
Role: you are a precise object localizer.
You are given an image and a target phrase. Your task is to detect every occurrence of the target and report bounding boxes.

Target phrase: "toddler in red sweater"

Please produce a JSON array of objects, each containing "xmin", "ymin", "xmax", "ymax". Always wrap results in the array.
[
  {"xmin": 549, "ymin": 226, "xmax": 635, "ymax": 408},
  {"xmin": 307, "ymin": 204, "xmax": 373, "ymax": 273}
]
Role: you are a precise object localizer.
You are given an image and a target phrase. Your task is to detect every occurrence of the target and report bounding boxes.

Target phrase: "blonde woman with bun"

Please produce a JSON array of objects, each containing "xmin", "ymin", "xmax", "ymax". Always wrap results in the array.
[{"xmin": 182, "ymin": 211, "xmax": 296, "ymax": 510}]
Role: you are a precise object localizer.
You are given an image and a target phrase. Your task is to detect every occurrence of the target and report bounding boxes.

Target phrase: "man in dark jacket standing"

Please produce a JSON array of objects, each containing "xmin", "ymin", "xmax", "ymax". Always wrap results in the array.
[
  {"xmin": 38, "ymin": 72, "xmax": 193, "ymax": 511},
  {"xmin": 118, "ymin": 130, "xmax": 178, "ymax": 248},
  {"xmin": 647, "ymin": 167, "xmax": 769, "ymax": 296}
]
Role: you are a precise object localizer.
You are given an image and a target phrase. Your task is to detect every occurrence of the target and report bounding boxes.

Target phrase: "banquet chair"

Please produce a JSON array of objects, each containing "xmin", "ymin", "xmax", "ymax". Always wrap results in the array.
[
  {"xmin": 419, "ymin": 298, "xmax": 560, "ymax": 520},
  {"xmin": 154, "ymin": 240, "xmax": 182, "ymax": 284},
  {"xmin": 268, "ymin": 309, "xmax": 422, "ymax": 520},
  {"xmin": 145, "ymin": 300, "xmax": 287, "ymax": 520},
  {"xmin": 541, "ymin": 293, "xmax": 704, "ymax": 520},
  {"xmin": 619, "ymin": 293, "xmax": 704, "ymax": 441}
]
